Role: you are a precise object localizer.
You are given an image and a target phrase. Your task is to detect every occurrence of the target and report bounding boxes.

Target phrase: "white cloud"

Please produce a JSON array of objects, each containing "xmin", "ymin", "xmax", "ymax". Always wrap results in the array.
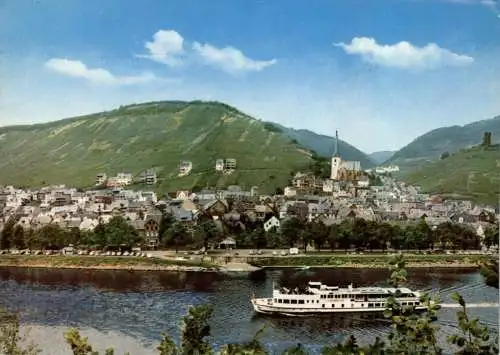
[
  {"xmin": 192, "ymin": 42, "xmax": 277, "ymax": 74},
  {"xmin": 334, "ymin": 37, "xmax": 474, "ymax": 69},
  {"xmin": 45, "ymin": 58, "xmax": 157, "ymax": 85},
  {"xmin": 137, "ymin": 30, "xmax": 185, "ymax": 66}
]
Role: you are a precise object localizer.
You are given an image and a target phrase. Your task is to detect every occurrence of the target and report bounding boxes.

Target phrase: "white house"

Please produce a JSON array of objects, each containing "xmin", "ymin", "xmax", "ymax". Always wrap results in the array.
[
  {"xmin": 375, "ymin": 165, "xmax": 400, "ymax": 173},
  {"xmin": 358, "ymin": 175, "xmax": 370, "ymax": 188},
  {"xmin": 176, "ymin": 190, "xmax": 190, "ymax": 200},
  {"xmin": 263, "ymin": 216, "xmax": 280, "ymax": 232},
  {"xmin": 179, "ymin": 161, "xmax": 193, "ymax": 176},
  {"xmin": 215, "ymin": 159, "xmax": 224, "ymax": 172},
  {"xmin": 116, "ymin": 172, "xmax": 133, "ymax": 185},
  {"xmin": 79, "ymin": 218, "xmax": 98, "ymax": 232},
  {"xmin": 283, "ymin": 186, "xmax": 297, "ymax": 197},
  {"xmin": 322, "ymin": 180, "xmax": 334, "ymax": 193},
  {"xmin": 96, "ymin": 173, "xmax": 107, "ymax": 185}
]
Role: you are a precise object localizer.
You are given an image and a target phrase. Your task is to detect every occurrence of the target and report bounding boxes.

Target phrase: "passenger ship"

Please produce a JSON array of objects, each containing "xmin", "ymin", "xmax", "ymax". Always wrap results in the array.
[{"xmin": 251, "ymin": 281, "xmax": 427, "ymax": 316}]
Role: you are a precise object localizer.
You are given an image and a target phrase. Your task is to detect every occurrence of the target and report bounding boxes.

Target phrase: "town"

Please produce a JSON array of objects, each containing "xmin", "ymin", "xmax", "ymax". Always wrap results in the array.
[{"xmin": 0, "ymin": 132, "xmax": 498, "ymax": 258}]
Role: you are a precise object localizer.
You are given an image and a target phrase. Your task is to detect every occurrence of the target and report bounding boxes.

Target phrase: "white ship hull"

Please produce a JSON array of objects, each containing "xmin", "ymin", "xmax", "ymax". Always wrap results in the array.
[
  {"xmin": 251, "ymin": 281, "xmax": 428, "ymax": 316},
  {"xmin": 252, "ymin": 298, "xmax": 428, "ymax": 316}
]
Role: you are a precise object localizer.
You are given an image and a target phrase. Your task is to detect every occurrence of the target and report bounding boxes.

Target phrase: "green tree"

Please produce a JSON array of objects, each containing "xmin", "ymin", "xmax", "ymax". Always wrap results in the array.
[
  {"xmin": 105, "ymin": 216, "xmax": 139, "ymax": 247},
  {"xmin": 159, "ymin": 212, "xmax": 176, "ymax": 241},
  {"xmin": 326, "ymin": 224, "xmax": 339, "ymax": 251},
  {"xmin": 67, "ymin": 227, "xmax": 82, "ymax": 246},
  {"xmin": 337, "ymin": 221, "xmax": 352, "ymax": 251},
  {"xmin": 448, "ymin": 293, "xmax": 499, "ymax": 354},
  {"xmin": 0, "ymin": 215, "xmax": 19, "ymax": 249},
  {"xmin": 483, "ymin": 224, "xmax": 499, "ymax": 249},
  {"xmin": 382, "ymin": 254, "xmax": 442, "ymax": 354},
  {"xmin": 157, "ymin": 333, "xmax": 180, "ymax": 355},
  {"xmin": 195, "ymin": 220, "xmax": 220, "ymax": 251},
  {"xmin": 479, "ymin": 258, "xmax": 498, "ymax": 288},
  {"xmin": 165, "ymin": 222, "xmax": 189, "ymax": 253},
  {"xmin": 280, "ymin": 217, "xmax": 304, "ymax": 247},
  {"xmin": 180, "ymin": 304, "xmax": 213, "ymax": 355},
  {"xmin": 36, "ymin": 224, "xmax": 67, "ymax": 249},
  {"xmin": 219, "ymin": 327, "xmax": 267, "ymax": 355},
  {"xmin": 309, "ymin": 221, "xmax": 328, "ymax": 251},
  {"xmin": 250, "ymin": 227, "xmax": 267, "ymax": 249},
  {"xmin": 12, "ymin": 225, "xmax": 26, "ymax": 250},
  {"xmin": 0, "ymin": 307, "xmax": 40, "ymax": 355},
  {"xmin": 265, "ymin": 226, "xmax": 282, "ymax": 249},
  {"xmin": 92, "ymin": 219, "xmax": 107, "ymax": 248}
]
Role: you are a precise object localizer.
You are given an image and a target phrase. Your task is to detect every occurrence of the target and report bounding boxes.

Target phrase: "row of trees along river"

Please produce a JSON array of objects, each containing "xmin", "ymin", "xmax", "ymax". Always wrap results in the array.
[{"xmin": 0, "ymin": 212, "xmax": 498, "ymax": 252}]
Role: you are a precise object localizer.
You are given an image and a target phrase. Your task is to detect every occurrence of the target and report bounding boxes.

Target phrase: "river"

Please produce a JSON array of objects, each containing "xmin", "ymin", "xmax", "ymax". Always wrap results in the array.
[{"xmin": 0, "ymin": 266, "xmax": 497, "ymax": 354}]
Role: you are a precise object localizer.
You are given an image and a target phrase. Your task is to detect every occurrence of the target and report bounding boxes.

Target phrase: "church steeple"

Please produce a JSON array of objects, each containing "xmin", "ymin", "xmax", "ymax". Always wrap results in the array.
[{"xmin": 333, "ymin": 130, "xmax": 340, "ymax": 157}]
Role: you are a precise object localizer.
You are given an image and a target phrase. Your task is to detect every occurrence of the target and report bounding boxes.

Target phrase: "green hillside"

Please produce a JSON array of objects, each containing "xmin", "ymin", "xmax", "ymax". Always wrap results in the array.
[
  {"xmin": 272, "ymin": 125, "xmax": 375, "ymax": 169},
  {"xmin": 0, "ymin": 101, "xmax": 313, "ymax": 193},
  {"xmin": 403, "ymin": 145, "xmax": 500, "ymax": 205},
  {"xmin": 389, "ymin": 115, "xmax": 500, "ymax": 170}
]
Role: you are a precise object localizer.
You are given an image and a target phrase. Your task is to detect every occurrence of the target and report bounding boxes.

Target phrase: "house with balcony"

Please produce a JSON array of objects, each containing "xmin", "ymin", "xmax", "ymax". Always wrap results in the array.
[
  {"xmin": 224, "ymin": 158, "xmax": 237, "ymax": 170},
  {"xmin": 96, "ymin": 173, "xmax": 107, "ymax": 186},
  {"xmin": 140, "ymin": 169, "xmax": 157, "ymax": 185},
  {"xmin": 179, "ymin": 161, "xmax": 193, "ymax": 176}
]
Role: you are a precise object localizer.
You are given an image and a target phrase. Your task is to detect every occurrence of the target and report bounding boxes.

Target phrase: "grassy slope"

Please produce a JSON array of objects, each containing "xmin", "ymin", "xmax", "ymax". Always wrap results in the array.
[
  {"xmin": 389, "ymin": 115, "xmax": 500, "ymax": 170},
  {"xmin": 0, "ymin": 101, "xmax": 312, "ymax": 194},
  {"xmin": 403, "ymin": 146, "xmax": 500, "ymax": 205}
]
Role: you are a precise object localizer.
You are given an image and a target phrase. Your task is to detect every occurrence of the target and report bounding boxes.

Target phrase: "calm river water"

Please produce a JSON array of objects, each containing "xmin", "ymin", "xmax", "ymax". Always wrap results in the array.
[{"xmin": 0, "ymin": 266, "xmax": 498, "ymax": 354}]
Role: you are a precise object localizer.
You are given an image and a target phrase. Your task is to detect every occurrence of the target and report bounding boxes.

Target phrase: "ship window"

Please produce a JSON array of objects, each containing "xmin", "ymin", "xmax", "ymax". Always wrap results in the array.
[
  {"xmin": 317, "ymin": 300, "xmax": 319, "ymax": 303},
  {"xmin": 284, "ymin": 299, "xmax": 290, "ymax": 304},
  {"xmin": 341, "ymin": 304, "xmax": 344, "ymax": 308},
  {"xmin": 321, "ymin": 295, "xmax": 325, "ymax": 299},
  {"xmin": 402, "ymin": 302, "xmax": 407, "ymax": 306},
  {"xmin": 415, "ymin": 302, "xmax": 420, "ymax": 306},
  {"xmin": 322, "ymin": 304, "xmax": 325, "ymax": 308},
  {"xmin": 361, "ymin": 304, "xmax": 364, "ymax": 307},
  {"xmin": 376, "ymin": 303, "xmax": 381, "ymax": 307},
  {"xmin": 368, "ymin": 303, "xmax": 374, "ymax": 307},
  {"xmin": 291, "ymin": 299, "xmax": 297, "ymax": 304},
  {"xmin": 408, "ymin": 302, "xmax": 413, "ymax": 306},
  {"xmin": 278, "ymin": 299, "xmax": 282, "ymax": 303},
  {"xmin": 298, "ymin": 300, "xmax": 304, "ymax": 304}
]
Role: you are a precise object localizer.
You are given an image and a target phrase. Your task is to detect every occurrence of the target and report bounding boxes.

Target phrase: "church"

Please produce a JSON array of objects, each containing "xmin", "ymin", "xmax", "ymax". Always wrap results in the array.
[{"xmin": 330, "ymin": 131, "xmax": 362, "ymax": 181}]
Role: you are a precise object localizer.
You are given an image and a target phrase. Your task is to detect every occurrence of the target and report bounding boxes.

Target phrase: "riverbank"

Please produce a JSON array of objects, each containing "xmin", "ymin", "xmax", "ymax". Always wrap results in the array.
[
  {"xmin": 248, "ymin": 254, "xmax": 491, "ymax": 268},
  {"xmin": 0, "ymin": 255, "xmax": 220, "ymax": 272},
  {"xmin": 0, "ymin": 253, "xmax": 493, "ymax": 272}
]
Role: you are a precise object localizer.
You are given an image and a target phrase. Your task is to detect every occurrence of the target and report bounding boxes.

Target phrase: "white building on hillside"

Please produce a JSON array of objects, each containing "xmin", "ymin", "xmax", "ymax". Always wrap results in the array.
[{"xmin": 179, "ymin": 161, "xmax": 193, "ymax": 176}]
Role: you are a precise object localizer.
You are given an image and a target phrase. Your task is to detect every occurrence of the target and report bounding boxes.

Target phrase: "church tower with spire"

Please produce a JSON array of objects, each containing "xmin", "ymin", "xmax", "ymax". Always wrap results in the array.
[{"xmin": 330, "ymin": 130, "xmax": 343, "ymax": 180}]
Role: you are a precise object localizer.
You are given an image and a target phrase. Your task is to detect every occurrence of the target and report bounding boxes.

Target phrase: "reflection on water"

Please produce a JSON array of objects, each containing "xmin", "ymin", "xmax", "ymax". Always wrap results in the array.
[{"xmin": 0, "ymin": 266, "xmax": 497, "ymax": 354}]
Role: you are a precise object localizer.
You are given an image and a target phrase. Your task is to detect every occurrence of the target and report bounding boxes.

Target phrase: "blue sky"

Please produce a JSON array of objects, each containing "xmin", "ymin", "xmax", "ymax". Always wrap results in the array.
[{"xmin": 1, "ymin": 0, "xmax": 499, "ymax": 153}]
